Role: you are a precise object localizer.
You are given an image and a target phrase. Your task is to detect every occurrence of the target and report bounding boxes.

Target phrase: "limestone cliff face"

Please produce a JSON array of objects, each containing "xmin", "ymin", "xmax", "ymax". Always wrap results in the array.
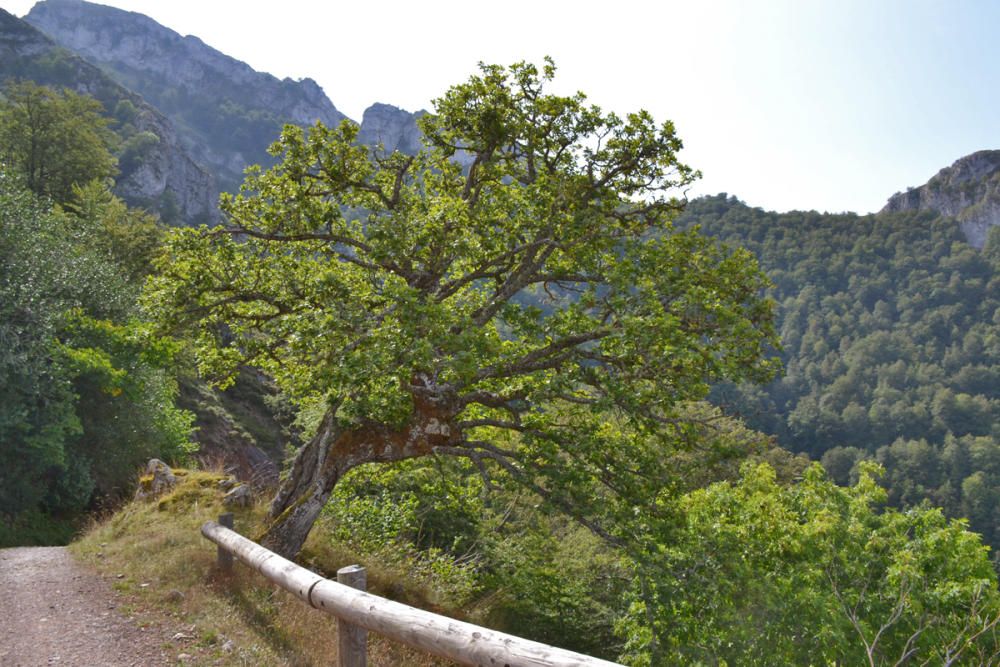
[
  {"xmin": 116, "ymin": 112, "xmax": 217, "ymax": 224},
  {"xmin": 356, "ymin": 102, "xmax": 475, "ymax": 168},
  {"xmin": 26, "ymin": 0, "xmax": 346, "ymax": 194},
  {"xmin": 358, "ymin": 103, "xmax": 425, "ymax": 155},
  {"xmin": 18, "ymin": 0, "xmax": 469, "ymax": 218},
  {"xmin": 0, "ymin": 9, "xmax": 216, "ymax": 223},
  {"xmin": 882, "ymin": 150, "xmax": 1000, "ymax": 248}
]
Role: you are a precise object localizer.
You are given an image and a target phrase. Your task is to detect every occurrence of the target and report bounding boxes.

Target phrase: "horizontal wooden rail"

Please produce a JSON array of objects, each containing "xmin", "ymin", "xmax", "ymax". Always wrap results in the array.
[{"xmin": 202, "ymin": 519, "xmax": 623, "ymax": 667}]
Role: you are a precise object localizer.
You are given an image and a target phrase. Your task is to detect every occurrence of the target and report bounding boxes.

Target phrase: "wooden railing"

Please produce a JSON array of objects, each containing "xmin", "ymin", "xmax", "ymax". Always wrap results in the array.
[{"xmin": 202, "ymin": 515, "xmax": 624, "ymax": 667}]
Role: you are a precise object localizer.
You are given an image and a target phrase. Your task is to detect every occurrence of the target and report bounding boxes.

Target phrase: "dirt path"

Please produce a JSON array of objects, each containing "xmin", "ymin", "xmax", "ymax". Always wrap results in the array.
[{"xmin": 0, "ymin": 547, "xmax": 172, "ymax": 667}]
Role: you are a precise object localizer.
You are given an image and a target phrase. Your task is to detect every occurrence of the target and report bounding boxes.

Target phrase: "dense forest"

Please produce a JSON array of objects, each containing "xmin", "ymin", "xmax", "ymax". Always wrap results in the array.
[
  {"xmin": 683, "ymin": 195, "xmax": 1000, "ymax": 550},
  {"xmin": 0, "ymin": 81, "xmax": 193, "ymax": 543},
  {"xmin": 1, "ymin": 65, "xmax": 999, "ymax": 666}
]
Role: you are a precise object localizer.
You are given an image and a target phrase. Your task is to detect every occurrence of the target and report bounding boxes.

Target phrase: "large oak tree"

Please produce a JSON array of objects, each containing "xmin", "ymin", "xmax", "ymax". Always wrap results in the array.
[{"xmin": 147, "ymin": 61, "xmax": 778, "ymax": 558}]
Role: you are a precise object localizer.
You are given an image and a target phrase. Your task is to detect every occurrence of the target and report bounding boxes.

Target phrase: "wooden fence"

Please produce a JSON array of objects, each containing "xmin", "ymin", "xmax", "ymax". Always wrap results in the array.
[{"xmin": 202, "ymin": 516, "xmax": 624, "ymax": 667}]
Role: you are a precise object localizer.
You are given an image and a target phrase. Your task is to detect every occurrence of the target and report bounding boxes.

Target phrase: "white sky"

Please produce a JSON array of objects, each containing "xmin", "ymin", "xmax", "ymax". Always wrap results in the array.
[{"xmin": 5, "ymin": 0, "xmax": 1000, "ymax": 214}]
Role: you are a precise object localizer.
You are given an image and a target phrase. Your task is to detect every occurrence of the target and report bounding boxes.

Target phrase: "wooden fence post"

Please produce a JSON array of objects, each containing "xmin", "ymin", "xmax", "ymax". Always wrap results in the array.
[
  {"xmin": 337, "ymin": 564, "xmax": 368, "ymax": 667},
  {"xmin": 217, "ymin": 513, "xmax": 234, "ymax": 572},
  {"xmin": 202, "ymin": 521, "xmax": 624, "ymax": 666}
]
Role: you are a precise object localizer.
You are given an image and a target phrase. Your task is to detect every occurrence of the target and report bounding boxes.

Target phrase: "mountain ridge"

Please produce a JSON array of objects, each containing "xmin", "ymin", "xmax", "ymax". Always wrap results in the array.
[
  {"xmin": 25, "ymin": 0, "xmax": 349, "ymax": 195},
  {"xmin": 882, "ymin": 149, "xmax": 1000, "ymax": 248},
  {"xmin": 15, "ymin": 0, "xmax": 1000, "ymax": 248},
  {"xmin": 0, "ymin": 7, "xmax": 217, "ymax": 223},
  {"xmin": 25, "ymin": 0, "xmax": 431, "ymax": 197}
]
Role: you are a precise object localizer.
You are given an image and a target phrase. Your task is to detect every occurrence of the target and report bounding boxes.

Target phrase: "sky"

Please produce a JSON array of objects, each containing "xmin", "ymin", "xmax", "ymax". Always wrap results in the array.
[{"xmin": 4, "ymin": 0, "xmax": 1000, "ymax": 214}]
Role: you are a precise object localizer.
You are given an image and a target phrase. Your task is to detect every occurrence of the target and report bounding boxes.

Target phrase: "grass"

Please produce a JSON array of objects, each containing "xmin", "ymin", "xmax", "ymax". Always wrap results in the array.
[
  {"xmin": 70, "ymin": 468, "xmax": 459, "ymax": 666},
  {"xmin": 0, "ymin": 509, "xmax": 80, "ymax": 547}
]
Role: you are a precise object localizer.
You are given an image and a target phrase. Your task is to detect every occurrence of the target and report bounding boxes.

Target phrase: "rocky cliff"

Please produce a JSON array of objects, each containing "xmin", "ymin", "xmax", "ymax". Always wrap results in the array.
[
  {"xmin": 357, "ymin": 103, "xmax": 425, "ymax": 155},
  {"xmin": 882, "ymin": 150, "xmax": 1000, "ymax": 248},
  {"xmin": 26, "ymin": 0, "xmax": 347, "ymax": 194},
  {"xmin": 0, "ymin": 8, "xmax": 216, "ymax": 223}
]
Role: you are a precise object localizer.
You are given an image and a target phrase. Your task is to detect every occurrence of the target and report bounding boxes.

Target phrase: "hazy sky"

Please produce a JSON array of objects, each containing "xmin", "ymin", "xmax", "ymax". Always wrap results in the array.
[{"xmin": 4, "ymin": 0, "xmax": 1000, "ymax": 214}]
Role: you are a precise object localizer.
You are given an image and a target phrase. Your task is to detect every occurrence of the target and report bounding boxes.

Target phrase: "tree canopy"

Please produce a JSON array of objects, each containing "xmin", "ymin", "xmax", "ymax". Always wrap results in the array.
[
  {"xmin": 0, "ymin": 171, "xmax": 191, "ymax": 543},
  {"xmin": 0, "ymin": 82, "xmax": 190, "ymax": 544},
  {"xmin": 3, "ymin": 57, "xmax": 997, "ymax": 665},
  {"xmin": 147, "ymin": 59, "xmax": 778, "ymax": 557},
  {"xmin": 618, "ymin": 461, "xmax": 1000, "ymax": 666},
  {"xmin": 0, "ymin": 81, "xmax": 118, "ymax": 203},
  {"xmin": 684, "ymin": 194, "xmax": 1000, "ymax": 551}
]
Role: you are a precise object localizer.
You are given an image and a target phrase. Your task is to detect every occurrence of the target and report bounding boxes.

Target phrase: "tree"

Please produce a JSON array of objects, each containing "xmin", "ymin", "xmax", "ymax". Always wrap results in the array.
[
  {"xmin": 59, "ymin": 179, "xmax": 165, "ymax": 286},
  {"xmin": 617, "ymin": 462, "xmax": 1000, "ymax": 666},
  {"xmin": 0, "ymin": 171, "xmax": 191, "ymax": 541},
  {"xmin": 147, "ymin": 60, "xmax": 778, "ymax": 558},
  {"xmin": 0, "ymin": 81, "xmax": 117, "ymax": 203},
  {"xmin": 678, "ymin": 194, "xmax": 1000, "ymax": 553},
  {"xmin": 0, "ymin": 173, "xmax": 83, "ymax": 521}
]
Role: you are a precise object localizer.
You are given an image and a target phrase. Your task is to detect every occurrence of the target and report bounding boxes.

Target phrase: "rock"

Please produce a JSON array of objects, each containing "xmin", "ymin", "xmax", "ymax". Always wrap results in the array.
[
  {"xmin": 882, "ymin": 150, "xmax": 1000, "ymax": 248},
  {"xmin": 0, "ymin": 9, "xmax": 216, "ymax": 224},
  {"xmin": 217, "ymin": 477, "xmax": 239, "ymax": 491},
  {"xmin": 357, "ymin": 102, "xmax": 475, "ymax": 168},
  {"xmin": 357, "ymin": 103, "xmax": 425, "ymax": 156},
  {"xmin": 27, "ymin": 0, "xmax": 346, "ymax": 196},
  {"xmin": 222, "ymin": 484, "xmax": 252, "ymax": 508},
  {"xmin": 134, "ymin": 459, "xmax": 178, "ymax": 501}
]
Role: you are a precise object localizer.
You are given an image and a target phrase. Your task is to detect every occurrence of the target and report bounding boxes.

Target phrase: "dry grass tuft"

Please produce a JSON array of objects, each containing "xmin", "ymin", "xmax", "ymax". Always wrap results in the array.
[{"xmin": 71, "ymin": 469, "xmax": 457, "ymax": 666}]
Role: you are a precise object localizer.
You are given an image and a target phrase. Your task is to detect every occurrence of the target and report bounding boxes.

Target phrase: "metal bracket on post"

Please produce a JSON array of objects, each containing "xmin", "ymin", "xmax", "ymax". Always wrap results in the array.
[
  {"xmin": 217, "ymin": 513, "xmax": 234, "ymax": 572},
  {"xmin": 337, "ymin": 564, "xmax": 368, "ymax": 667}
]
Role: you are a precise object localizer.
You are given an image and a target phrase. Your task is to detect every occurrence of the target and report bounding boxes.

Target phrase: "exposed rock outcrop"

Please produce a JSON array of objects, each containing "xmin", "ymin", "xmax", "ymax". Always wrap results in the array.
[
  {"xmin": 222, "ymin": 484, "xmax": 253, "ymax": 508},
  {"xmin": 26, "ymin": 0, "xmax": 346, "ymax": 194},
  {"xmin": 22, "ymin": 1, "xmax": 463, "ymax": 199},
  {"xmin": 358, "ymin": 103, "xmax": 425, "ymax": 155},
  {"xmin": 176, "ymin": 369, "xmax": 291, "ymax": 489},
  {"xmin": 134, "ymin": 459, "xmax": 177, "ymax": 501},
  {"xmin": 0, "ymin": 8, "xmax": 216, "ymax": 223},
  {"xmin": 358, "ymin": 102, "xmax": 478, "ymax": 168},
  {"xmin": 882, "ymin": 150, "xmax": 1000, "ymax": 248}
]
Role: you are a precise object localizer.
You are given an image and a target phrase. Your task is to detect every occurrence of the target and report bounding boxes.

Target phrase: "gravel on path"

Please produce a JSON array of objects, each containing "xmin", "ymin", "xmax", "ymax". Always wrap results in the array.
[{"xmin": 0, "ymin": 546, "xmax": 172, "ymax": 667}]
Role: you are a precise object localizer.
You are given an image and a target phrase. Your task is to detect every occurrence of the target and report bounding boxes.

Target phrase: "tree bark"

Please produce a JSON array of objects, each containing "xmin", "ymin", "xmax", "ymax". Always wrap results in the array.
[{"xmin": 261, "ymin": 393, "xmax": 461, "ymax": 559}]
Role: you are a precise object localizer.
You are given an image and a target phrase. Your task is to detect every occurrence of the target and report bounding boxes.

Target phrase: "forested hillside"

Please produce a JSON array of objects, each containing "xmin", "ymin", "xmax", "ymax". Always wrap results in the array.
[
  {"xmin": 2, "ymin": 6, "xmax": 999, "ymax": 659},
  {"xmin": 684, "ymin": 194, "xmax": 1000, "ymax": 548},
  {"xmin": 0, "ymin": 8, "xmax": 216, "ymax": 223},
  {"xmin": 0, "ymin": 78, "xmax": 297, "ymax": 543},
  {"xmin": 0, "ymin": 89, "xmax": 193, "ymax": 542}
]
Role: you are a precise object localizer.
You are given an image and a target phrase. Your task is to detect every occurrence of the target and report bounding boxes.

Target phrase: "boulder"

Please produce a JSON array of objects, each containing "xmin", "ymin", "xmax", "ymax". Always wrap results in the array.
[
  {"xmin": 134, "ymin": 458, "xmax": 177, "ymax": 500},
  {"xmin": 217, "ymin": 476, "xmax": 239, "ymax": 491},
  {"xmin": 222, "ymin": 484, "xmax": 252, "ymax": 508}
]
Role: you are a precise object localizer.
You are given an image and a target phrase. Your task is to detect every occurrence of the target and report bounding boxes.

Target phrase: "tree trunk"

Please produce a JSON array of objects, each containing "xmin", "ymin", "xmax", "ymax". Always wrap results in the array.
[
  {"xmin": 261, "ymin": 394, "xmax": 461, "ymax": 559},
  {"xmin": 261, "ymin": 477, "xmax": 335, "ymax": 559}
]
